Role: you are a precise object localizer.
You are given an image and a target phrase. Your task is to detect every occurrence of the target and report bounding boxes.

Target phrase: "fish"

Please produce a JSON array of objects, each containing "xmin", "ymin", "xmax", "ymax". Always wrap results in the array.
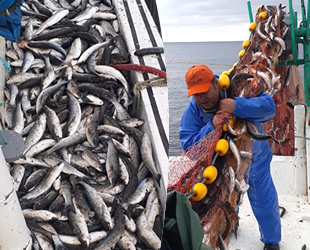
[
  {"xmin": 35, "ymin": 9, "xmax": 70, "ymax": 35},
  {"xmin": 23, "ymin": 209, "xmax": 67, "ymax": 222},
  {"xmin": 136, "ymin": 212, "xmax": 161, "ymax": 250},
  {"xmin": 75, "ymin": 179, "xmax": 113, "ymax": 231},
  {"xmin": 21, "ymin": 163, "xmax": 64, "ymax": 201},
  {"xmin": 10, "ymin": 164, "xmax": 25, "ymax": 191},
  {"xmin": 3, "ymin": 1, "xmax": 165, "ymax": 249},
  {"xmin": 44, "ymin": 106, "xmax": 63, "ymax": 141},
  {"xmin": 94, "ymin": 203, "xmax": 125, "ymax": 250},
  {"xmin": 140, "ymin": 133, "xmax": 161, "ymax": 182},
  {"xmin": 23, "ymin": 113, "xmax": 47, "ymax": 154},
  {"xmin": 68, "ymin": 197, "xmax": 90, "ymax": 247},
  {"xmin": 25, "ymin": 138, "xmax": 56, "ymax": 157}
]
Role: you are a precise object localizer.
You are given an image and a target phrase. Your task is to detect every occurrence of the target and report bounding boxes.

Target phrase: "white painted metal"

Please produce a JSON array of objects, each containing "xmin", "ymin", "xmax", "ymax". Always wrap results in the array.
[
  {"xmin": 0, "ymin": 37, "xmax": 32, "ymax": 250},
  {"xmin": 0, "ymin": 37, "xmax": 5, "ymax": 126},
  {"xmin": 112, "ymin": 0, "xmax": 168, "ymax": 213},
  {"xmin": 294, "ymin": 105, "xmax": 307, "ymax": 195},
  {"xmin": 306, "ymin": 107, "xmax": 310, "ymax": 203},
  {"xmin": 0, "ymin": 147, "xmax": 32, "ymax": 250},
  {"xmin": 112, "ymin": 0, "xmax": 165, "ymax": 83}
]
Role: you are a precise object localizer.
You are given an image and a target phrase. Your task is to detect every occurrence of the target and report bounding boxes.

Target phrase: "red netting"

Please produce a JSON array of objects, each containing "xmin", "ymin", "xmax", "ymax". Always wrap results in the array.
[{"xmin": 168, "ymin": 128, "xmax": 222, "ymax": 193}]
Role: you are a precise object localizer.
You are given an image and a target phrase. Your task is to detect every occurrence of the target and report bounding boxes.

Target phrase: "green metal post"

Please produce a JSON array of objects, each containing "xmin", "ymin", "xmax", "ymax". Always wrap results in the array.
[
  {"xmin": 305, "ymin": 0, "xmax": 310, "ymax": 106},
  {"xmin": 247, "ymin": 1, "xmax": 253, "ymax": 23},
  {"xmin": 289, "ymin": 0, "xmax": 298, "ymax": 64},
  {"xmin": 301, "ymin": 0, "xmax": 306, "ymax": 22}
]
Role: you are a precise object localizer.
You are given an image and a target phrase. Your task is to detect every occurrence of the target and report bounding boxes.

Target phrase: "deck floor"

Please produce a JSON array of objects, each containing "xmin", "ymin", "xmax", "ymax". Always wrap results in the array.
[{"xmin": 229, "ymin": 193, "xmax": 310, "ymax": 250}]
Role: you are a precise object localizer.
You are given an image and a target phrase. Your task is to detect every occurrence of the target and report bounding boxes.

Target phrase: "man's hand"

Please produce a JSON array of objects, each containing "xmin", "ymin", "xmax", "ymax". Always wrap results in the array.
[
  {"xmin": 212, "ymin": 112, "xmax": 233, "ymax": 129},
  {"xmin": 219, "ymin": 99, "xmax": 235, "ymax": 114}
]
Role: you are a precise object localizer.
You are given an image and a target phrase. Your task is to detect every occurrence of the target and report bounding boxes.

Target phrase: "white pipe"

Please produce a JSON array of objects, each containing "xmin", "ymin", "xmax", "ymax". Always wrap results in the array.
[
  {"xmin": 294, "ymin": 105, "xmax": 307, "ymax": 195},
  {"xmin": 0, "ymin": 146, "xmax": 32, "ymax": 250},
  {"xmin": 306, "ymin": 107, "xmax": 310, "ymax": 203}
]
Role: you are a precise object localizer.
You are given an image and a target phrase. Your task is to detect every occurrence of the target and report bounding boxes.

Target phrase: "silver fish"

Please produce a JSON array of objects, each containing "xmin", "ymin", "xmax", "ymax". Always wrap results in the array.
[
  {"xmin": 65, "ymin": 91, "xmax": 82, "ymax": 137},
  {"xmin": 25, "ymin": 139, "xmax": 56, "ymax": 158},
  {"xmin": 12, "ymin": 101, "xmax": 25, "ymax": 133},
  {"xmin": 68, "ymin": 197, "xmax": 90, "ymax": 247},
  {"xmin": 128, "ymin": 178, "xmax": 154, "ymax": 205},
  {"xmin": 42, "ymin": 54, "xmax": 56, "ymax": 89},
  {"xmin": 58, "ymin": 231, "xmax": 107, "ymax": 245},
  {"xmin": 136, "ymin": 212, "xmax": 161, "ymax": 250},
  {"xmin": 23, "ymin": 208, "xmax": 67, "ymax": 221},
  {"xmin": 21, "ymin": 163, "xmax": 64, "ymax": 201},
  {"xmin": 71, "ymin": 6, "xmax": 99, "ymax": 22},
  {"xmin": 10, "ymin": 164, "xmax": 25, "ymax": 191},
  {"xmin": 93, "ymin": 203, "xmax": 125, "ymax": 250},
  {"xmin": 228, "ymin": 137, "xmax": 241, "ymax": 173},
  {"xmin": 36, "ymin": 78, "xmax": 68, "ymax": 114},
  {"xmin": 21, "ymin": 50, "xmax": 35, "ymax": 73},
  {"xmin": 140, "ymin": 133, "xmax": 161, "ymax": 182},
  {"xmin": 35, "ymin": 9, "xmax": 69, "ymax": 35},
  {"xmin": 23, "ymin": 112, "xmax": 47, "ymax": 154},
  {"xmin": 105, "ymin": 137, "xmax": 119, "ymax": 186},
  {"xmin": 76, "ymin": 180, "xmax": 113, "ymax": 231}
]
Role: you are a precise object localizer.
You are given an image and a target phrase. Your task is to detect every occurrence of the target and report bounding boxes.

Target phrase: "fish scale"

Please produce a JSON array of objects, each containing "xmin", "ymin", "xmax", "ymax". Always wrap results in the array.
[{"xmin": 1, "ymin": 0, "xmax": 165, "ymax": 249}]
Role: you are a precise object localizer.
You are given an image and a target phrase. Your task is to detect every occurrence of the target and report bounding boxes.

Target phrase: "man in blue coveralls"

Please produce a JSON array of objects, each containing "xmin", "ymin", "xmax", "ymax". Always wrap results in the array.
[{"xmin": 179, "ymin": 65, "xmax": 281, "ymax": 250}]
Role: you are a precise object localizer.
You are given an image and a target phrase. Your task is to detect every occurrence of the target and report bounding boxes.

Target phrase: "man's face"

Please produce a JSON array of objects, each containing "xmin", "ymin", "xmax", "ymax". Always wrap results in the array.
[{"xmin": 192, "ymin": 79, "xmax": 220, "ymax": 110}]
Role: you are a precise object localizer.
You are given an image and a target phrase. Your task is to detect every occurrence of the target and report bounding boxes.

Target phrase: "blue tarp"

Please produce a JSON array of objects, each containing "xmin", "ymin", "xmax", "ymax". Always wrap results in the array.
[{"xmin": 0, "ymin": 0, "xmax": 23, "ymax": 41}]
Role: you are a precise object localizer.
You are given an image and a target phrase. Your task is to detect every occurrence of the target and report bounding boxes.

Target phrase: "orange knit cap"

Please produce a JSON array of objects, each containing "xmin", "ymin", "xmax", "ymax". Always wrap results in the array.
[{"xmin": 185, "ymin": 65, "xmax": 214, "ymax": 97}]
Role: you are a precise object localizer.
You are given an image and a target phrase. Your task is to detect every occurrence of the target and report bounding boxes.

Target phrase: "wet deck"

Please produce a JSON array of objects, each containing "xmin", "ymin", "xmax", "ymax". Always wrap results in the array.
[{"xmin": 229, "ymin": 156, "xmax": 310, "ymax": 250}]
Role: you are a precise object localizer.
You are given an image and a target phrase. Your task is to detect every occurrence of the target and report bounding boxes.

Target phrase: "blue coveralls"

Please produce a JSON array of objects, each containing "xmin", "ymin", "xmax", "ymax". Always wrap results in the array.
[{"xmin": 179, "ymin": 93, "xmax": 281, "ymax": 244}]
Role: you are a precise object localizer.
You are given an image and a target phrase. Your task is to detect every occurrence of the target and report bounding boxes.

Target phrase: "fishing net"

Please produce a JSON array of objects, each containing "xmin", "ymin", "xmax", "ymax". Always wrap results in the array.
[
  {"xmin": 168, "ymin": 129, "xmax": 221, "ymax": 193},
  {"xmin": 167, "ymin": 4, "xmax": 304, "ymax": 249},
  {"xmin": 168, "ymin": 124, "xmax": 253, "ymax": 247}
]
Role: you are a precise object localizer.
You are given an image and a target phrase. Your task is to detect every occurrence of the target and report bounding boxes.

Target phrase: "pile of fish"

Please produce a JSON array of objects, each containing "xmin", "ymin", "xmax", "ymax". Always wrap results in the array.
[{"xmin": 1, "ymin": 0, "xmax": 164, "ymax": 249}]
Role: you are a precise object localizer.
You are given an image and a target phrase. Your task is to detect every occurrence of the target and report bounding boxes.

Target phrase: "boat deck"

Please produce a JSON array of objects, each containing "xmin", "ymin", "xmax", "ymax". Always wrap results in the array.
[{"xmin": 229, "ymin": 156, "xmax": 310, "ymax": 250}]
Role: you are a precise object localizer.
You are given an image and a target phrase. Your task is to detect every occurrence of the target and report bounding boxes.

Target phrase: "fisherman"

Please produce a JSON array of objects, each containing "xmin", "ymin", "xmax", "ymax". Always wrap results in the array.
[{"xmin": 179, "ymin": 65, "xmax": 281, "ymax": 250}]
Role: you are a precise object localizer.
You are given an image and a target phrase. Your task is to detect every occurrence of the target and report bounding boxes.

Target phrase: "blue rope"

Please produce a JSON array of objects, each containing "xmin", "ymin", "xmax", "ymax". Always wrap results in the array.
[{"xmin": 0, "ymin": 56, "xmax": 10, "ymax": 72}]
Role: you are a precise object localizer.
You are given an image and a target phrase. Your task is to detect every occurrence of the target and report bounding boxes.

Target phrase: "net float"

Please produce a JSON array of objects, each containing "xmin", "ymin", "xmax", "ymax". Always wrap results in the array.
[
  {"xmin": 238, "ymin": 49, "xmax": 245, "ymax": 59},
  {"xmin": 259, "ymin": 11, "xmax": 267, "ymax": 19},
  {"xmin": 249, "ymin": 22, "xmax": 257, "ymax": 32},
  {"xmin": 190, "ymin": 183, "xmax": 208, "ymax": 201},
  {"xmin": 256, "ymin": 6, "xmax": 261, "ymax": 13},
  {"xmin": 242, "ymin": 39, "xmax": 250, "ymax": 49},
  {"xmin": 223, "ymin": 119, "xmax": 234, "ymax": 132},
  {"xmin": 215, "ymin": 139, "xmax": 229, "ymax": 156},
  {"xmin": 203, "ymin": 166, "xmax": 218, "ymax": 184},
  {"xmin": 218, "ymin": 74, "xmax": 230, "ymax": 90}
]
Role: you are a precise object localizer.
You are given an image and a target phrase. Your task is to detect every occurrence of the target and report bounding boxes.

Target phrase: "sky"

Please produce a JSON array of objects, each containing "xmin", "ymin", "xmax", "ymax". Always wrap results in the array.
[{"xmin": 157, "ymin": 0, "xmax": 303, "ymax": 42}]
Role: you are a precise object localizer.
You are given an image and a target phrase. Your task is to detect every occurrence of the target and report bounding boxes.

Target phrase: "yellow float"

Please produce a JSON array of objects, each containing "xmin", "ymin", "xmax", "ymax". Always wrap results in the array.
[
  {"xmin": 215, "ymin": 139, "xmax": 229, "ymax": 156},
  {"xmin": 259, "ymin": 11, "xmax": 267, "ymax": 19},
  {"xmin": 218, "ymin": 74, "xmax": 230, "ymax": 90},
  {"xmin": 238, "ymin": 50, "xmax": 245, "ymax": 59},
  {"xmin": 222, "ymin": 119, "xmax": 234, "ymax": 132},
  {"xmin": 190, "ymin": 183, "xmax": 208, "ymax": 201},
  {"xmin": 242, "ymin": 40, "xmax": 250, "ymax": 49},
  {"xmin": 249, "ymin": 22, "xmax": 257, "ymax": 32},
  {"xmin": 203, "ymin": 166, "xmax": 218, "ymax": 184}
]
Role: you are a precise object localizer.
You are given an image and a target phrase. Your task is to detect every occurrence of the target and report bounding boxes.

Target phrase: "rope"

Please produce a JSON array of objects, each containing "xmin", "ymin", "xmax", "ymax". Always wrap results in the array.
[
  {"xmin": 133, "ymin": 77, "xmax": 167, "ymax": 116},
  {"xmin": 0, "ymin": 56, "xmax": 10, "ymax": 72}
]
